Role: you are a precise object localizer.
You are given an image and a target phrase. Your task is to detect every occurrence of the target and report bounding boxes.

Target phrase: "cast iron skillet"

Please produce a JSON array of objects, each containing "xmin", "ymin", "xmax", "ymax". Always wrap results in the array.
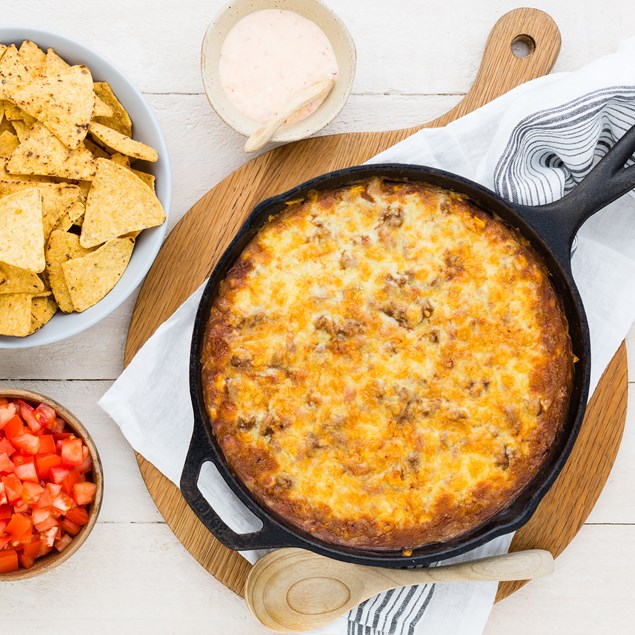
[{"xmin": 181, "ymin": 124, "xmax": 635, "ymax": 568}]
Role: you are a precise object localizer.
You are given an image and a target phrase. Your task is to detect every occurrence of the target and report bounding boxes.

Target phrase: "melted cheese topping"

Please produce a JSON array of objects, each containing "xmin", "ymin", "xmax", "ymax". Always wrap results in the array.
[{"xmin": 203, "ymin": 179, "xmax": 571, "ymax": 549}]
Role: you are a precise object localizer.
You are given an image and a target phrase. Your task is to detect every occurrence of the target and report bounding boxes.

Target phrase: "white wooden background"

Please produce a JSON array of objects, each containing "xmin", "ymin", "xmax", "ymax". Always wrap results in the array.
[{"xmin": 1, "ymin": 1, "xmax": 634, "ymax": 632}]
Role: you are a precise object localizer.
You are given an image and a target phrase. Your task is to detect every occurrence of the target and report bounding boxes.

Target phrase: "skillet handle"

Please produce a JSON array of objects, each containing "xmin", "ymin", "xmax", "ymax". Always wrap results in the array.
[
  {"xmin": 516, "ymin": 122, "xmax": 635, "ymax": 255},
  {"xmin": 180, "ymin": 422, "xmax": 297, "ymax": 551}
]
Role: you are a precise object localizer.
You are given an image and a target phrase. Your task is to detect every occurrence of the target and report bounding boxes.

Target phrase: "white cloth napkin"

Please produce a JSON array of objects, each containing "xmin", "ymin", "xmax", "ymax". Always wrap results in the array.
[{"xmin": 101, "ymin": 39, "xmax": 635, "ymax": 635}]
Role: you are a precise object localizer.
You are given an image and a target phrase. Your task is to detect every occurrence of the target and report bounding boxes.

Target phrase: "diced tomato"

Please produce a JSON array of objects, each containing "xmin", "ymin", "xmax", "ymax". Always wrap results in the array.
[
  {"xmin": 0, "ymin": 453, "xmax": 15, "ymax": 473},
  {"xmin": 62, "ymin": 468, "xmax": 82, "ymax": 496},
  {"xmin": 11, "ymin": 433, "xmax": 40, "ymax": 455},
  {"xmin": 16, "ymin": 400, "xmax": 39, "ymax": 433},
  {"xmin": 33, "ymin": 403, "xmax": 56, "ymax": 431},
  {"xmin": 0, "ymin": 437, "xmax": 15, "ymax": 457},
  {"xmin": 2, "ymin": 474, "xmax": 23, "ymax": 503},
  {"xmin": 46, "ymin": 482, "xmax": 62, "ymax": 498},
  {"xmin": 0, "ymin": 549, "xmax": 19, "ymax": 573},
  {"xmin": 0, "ymin": 504, "xmax": 12, "ymax": 520},
  {"xmin": 0, "ymin": 535, "xmax": 10, "ymax": 550},
  {"xmin": 32, "ymin": 508, "xmax": 52, "ymax": 526},
  {"xmin": 18, "ymin": 553, "xmax": 35, "ymax": 569},
  {"xmin": 61, "ymin": 517, "xmax": 81, "ymax": 536},
  {"xmin": 35, "ymin": 453, "xmax": 62, "ymax": 479},
  {"xmin": 34, "ymin": 515, "xmax": 57, "ymax": 533},
  {"xmin": 52, "ymin": 493, "xmax": 73, "ymax": 513},
  {"xmin": 13, "ymin": 500, "xmax": 28, "ymax": 513},
  {"xmin": 21, "ymin": 481, "xmax": 44, "ymax": 505},
  {"xmin": 36, "ymin": 435, "xmax": 56, "ymax": 455},
  {"xmin": 0, "ymin": 519, "xmax": 6, "ymax": 533},
  {"xmin": 41, "ymin": 526, "xmax": 59, "ymax": 548},
  {"xmin": 54, "ymin": 533, "xmax": 72, "ymax": 552},
  {"xmin": 72, "ymin": 482, "xmax": 96, "ymax": 506},
  {"xmin": 33, "ymin": 488, "xmax": 52, "ymax": 510},
  {"xmin": 5, "ymin": 512, "xmax": 32, "ymax": 539},
  {"xmin": 34, "ymin": 520, "xmax": 58, "ymax": 534},
  {"xmin": 13, "ymin": 456, "xmax": 38, "ymax": 483},
  {"xmin": 3, "ymin": 416, "xmax": 24, "ymax": 441},
  {"xmin": 0, "ymin": 403, "xmax": 17, "ymax": 428},
  {"xmin": 22, "ymin": 539, "xmax": 42, "ymax": 558},
  {"xmin": 50, "ymin": 465, "xmax": 71, "ymax": 484},
  {"xmin": 0, "ymin": 483, "xmax": 6, "ymax": 506},
  {"xmin": 65, "ymin": 506, "xmax": 89, "ymax": 526},
  {"xmin": 49, "ymin": 418, "xmax": 66, "ymax": 434},
  {"xmin": 61, "ymin": 438, "xmax": 83, "ymax": 466},
  {"xmin": 76, "ymin": 444, "xmax": 92, "ymax": 474}
]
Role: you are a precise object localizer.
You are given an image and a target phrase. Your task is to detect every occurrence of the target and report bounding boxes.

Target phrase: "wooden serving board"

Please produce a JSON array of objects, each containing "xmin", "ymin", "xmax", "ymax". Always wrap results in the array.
[{"xmin": 124, "ymin": 8, "xmax": 628, "ymax": 604}]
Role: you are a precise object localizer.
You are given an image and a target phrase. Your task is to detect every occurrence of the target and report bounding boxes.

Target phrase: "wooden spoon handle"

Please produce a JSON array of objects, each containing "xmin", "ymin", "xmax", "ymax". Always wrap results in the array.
[
  {"xmin": 244, "ymin": 78, "xmax": 336, "ymax": 153},
  {"xmin": 375, "ymin": 549, "xmax": 554, "ymax": 588}
]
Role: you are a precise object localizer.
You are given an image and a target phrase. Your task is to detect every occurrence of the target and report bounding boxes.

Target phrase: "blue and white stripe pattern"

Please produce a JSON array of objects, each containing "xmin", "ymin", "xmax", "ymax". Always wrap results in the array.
[
  {"xmin": 494, "ymin": 87, "xmax": 635, "ymax": 205},
  {"xmin": 347, "ymin": 584, "xmax": 435, "ymax": 635}
]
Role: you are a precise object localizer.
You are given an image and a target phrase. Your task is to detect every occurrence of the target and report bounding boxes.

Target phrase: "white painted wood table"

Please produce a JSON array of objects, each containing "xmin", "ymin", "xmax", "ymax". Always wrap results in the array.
[{"xmin": 1, "ymin": 1, "xmax": 634, "ymax": 632}]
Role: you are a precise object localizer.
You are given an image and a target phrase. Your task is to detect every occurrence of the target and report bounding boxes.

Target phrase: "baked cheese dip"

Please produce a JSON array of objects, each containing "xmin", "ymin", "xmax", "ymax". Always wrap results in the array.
[{"xmin": 201, "ymin": 177, "xmax": 573, "ymax": 550}]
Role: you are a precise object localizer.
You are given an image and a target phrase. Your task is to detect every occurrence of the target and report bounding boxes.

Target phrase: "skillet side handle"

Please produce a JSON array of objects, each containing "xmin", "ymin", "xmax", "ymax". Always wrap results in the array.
[
  {"xmin": 179, "ymin": 424, "xmax": 294, "ymax": 551},
  {"xmin": 517, "ymin": 123, "xmax": 635, "ymax": 254}
]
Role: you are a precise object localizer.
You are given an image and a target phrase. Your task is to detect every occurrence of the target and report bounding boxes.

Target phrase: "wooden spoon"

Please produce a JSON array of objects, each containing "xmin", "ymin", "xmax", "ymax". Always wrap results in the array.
[
  {"xmin": 244, "ymin": 78, "xmax": 336, "ymax": 153},
  {"xmin": 245, "ymin": 547, "xmax": 553, "ymax": 632}
]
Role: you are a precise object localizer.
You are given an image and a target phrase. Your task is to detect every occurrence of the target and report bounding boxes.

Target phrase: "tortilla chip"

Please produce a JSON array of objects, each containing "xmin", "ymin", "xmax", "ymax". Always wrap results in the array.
[
  {"xmin": 84, "ymin": 137, "xmax": 110, "ymax": 160},
  {"xmin": 52, "ymin": 200, "xmax": 85, "ymax": 233},
  {"xmin": 0, "ymin": 122, "xmax": 14, "ymax": 139},
  {"xmin": 7, "ymin": 123, "xmax": 97, "ymax": 180},
  {"xmin": 0, "ymin": 130, "xmax": 19, "ymax": 158},
  {"xmin": 29, "ymin": 295, "xmax": 57, "ymax": 334},
  {"xmin": 0, "ymin": 263, "xmax": 45, "ymax": 295},
  {"xmin": 0, "ymin": 293, "xmax": 32, "ymax": 336},
  {"xmin": 0, "ymin": 100, "xmax": 5, "ymax": 124},
  {"xmin": 0, "ymin": 45, "xmax": 7, "ymax": 62},
  {"xmin": 110, "ymin": 153, "xmax": 130, "ymax": 167},
  {"xmin": 0, "ymin": 180, "xmax": 82, "ymax": 240},
  {"xmin": 46, "ymin": 230, "xmax": 93, "ymax": 313},
  {"xmin": 11, "ymin": 64, "xmax": 95, "ymax": 149},
  {"xmin": 93, "ymin": 82, "xmax": 132, "ymax": 137},
  {"xmin": 0, "ymin": 45, "xmax": 33, "ymax": 100},
  {"xmin": 94, "ymin": 97, "xmax": 113, "ymax": 118},
  {"xmin": 4, "ymin": 101, "xmax": 37, "ymax": 126},
  {"xmin": 0, "ymin": 188, "xmax": 44, "ymax": 272},
  {"xmin": 131, "ymin": 169, "xmax": 155, "ymax": 191},
  {"xmin": 63, "ymin": 237, "xmax": 134, "ymax": 312},
  {"xmin": 78, "ymin": 181, "xmax": 91, "ymax": 199},
  {"xmin": 18, "ymin": 41, "xmax": 46, "ymax": 76},
  {"xmin": 10, "ymin": 119, "xmax": 32, "ymax": 143},
  {"xmin": 89, "ymin": 123, "xmax": 157, "ymax": 162},
  {"xmin": 44, "ymin": 48, "xmax": 68, "ymax": 75},
  {"xmin": 81, "ymin": 158, "xmax": 165, "ymax": 247}
]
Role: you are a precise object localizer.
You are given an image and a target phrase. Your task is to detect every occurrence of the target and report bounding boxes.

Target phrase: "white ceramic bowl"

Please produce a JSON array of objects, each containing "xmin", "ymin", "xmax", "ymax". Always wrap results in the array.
[
  {"xmin": 201, "ymin": 0, "xmax": 356, "ymax": 145},
  {"xmin": 0, "ymin": 27, "xmax": 171, "ymax": 349}
]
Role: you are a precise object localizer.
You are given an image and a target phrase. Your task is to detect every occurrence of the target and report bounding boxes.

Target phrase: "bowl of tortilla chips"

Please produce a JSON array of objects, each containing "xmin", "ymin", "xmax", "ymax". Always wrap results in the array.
[{"xmin": 0, "ymin": 28, "xmax": 171, "ymax": 348}]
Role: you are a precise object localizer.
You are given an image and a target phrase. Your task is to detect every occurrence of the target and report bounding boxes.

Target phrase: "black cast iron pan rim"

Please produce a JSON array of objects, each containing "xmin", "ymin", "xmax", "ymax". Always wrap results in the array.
[{"xmin": 182, "ymin": 124, "xmax": 635, "ymax": 568}]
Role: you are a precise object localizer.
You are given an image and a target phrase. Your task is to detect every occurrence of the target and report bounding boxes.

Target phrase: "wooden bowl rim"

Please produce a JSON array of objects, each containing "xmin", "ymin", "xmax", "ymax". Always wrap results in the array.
[{"xmin": 0, "ymin": 388, "xmax": 104, "ymax": 581}]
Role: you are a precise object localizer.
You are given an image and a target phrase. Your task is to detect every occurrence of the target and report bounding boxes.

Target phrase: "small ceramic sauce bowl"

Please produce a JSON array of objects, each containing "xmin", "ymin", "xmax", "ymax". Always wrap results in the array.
[
  {"xmin": 201, "ymin": 0, "xmax": 356, "ymax": 147},
  {"xmin": 0, "ymin": 388, "xmax": 103, "ymax": 580}
]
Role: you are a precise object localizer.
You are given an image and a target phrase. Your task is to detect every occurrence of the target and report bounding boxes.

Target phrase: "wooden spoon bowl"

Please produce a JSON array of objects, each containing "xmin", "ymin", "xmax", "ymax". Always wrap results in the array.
[{"xmin": 245, "ymin": 547, "xmax": 554, "ymax": 632}]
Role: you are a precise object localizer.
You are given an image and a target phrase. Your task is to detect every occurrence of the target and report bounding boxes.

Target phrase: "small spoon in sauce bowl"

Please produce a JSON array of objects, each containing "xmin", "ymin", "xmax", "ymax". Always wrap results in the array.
[{"xmin": 244, "ymin": 78, "xmax": 336, "ymax": 153}]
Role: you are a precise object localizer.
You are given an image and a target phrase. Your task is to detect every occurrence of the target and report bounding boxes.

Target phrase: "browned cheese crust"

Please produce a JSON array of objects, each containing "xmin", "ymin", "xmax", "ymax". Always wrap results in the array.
[{"xmin": 201, "ymin": 178, "xmax": 573, "ymax": 550}]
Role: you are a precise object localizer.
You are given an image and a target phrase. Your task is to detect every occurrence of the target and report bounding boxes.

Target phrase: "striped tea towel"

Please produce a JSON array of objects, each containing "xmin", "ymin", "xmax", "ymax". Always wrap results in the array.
[{"xmin": 100, "ymin": 38, "xmax": 635, "ymax": 635}]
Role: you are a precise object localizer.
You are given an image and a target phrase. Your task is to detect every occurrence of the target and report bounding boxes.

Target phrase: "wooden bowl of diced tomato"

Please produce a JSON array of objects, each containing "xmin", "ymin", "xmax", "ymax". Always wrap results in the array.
[{"xmin": 0, "ymin": 388, "xmax": 103, "ymax": 579}]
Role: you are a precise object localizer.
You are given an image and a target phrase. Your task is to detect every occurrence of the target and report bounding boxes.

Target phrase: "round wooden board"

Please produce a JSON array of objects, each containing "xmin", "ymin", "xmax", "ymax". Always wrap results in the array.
[{"xmin": 125, "ymin": 8, "xmax": 628, "ymax": 604}]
